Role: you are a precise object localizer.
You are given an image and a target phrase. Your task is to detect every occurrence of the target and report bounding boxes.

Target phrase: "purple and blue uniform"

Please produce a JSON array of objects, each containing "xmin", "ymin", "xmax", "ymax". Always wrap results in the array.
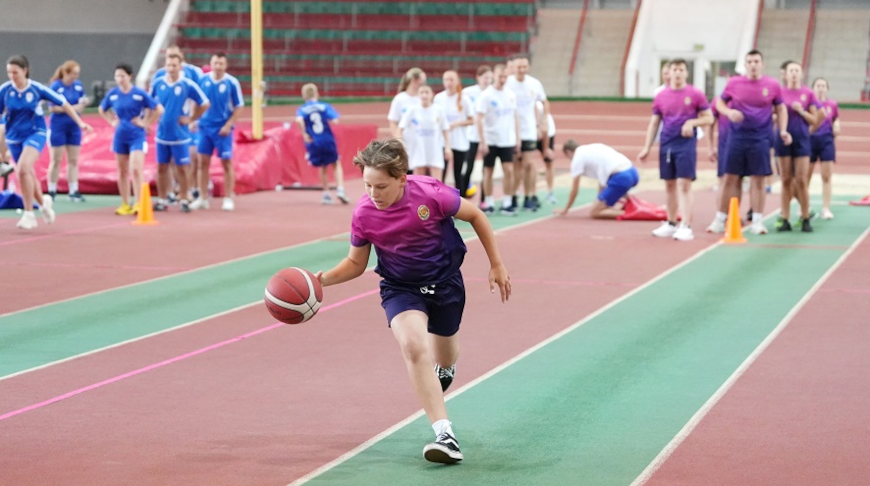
[
  {"xmin": 297, "ymin": 100, "xmax": 340, "ymax": 167},
  {"xmin": 197, "ymin": 73, "xmax": 244, "ymax": 160},
  {"xmin": 351, "ymin": 175, "xmax": 467, "ymax": 336},
  {"xmin": 48, "ymin": 79, "xmax": 86, "ymax": 147},
  {"xmin": 810, "ymin": 99, "xmax": 838, "ymax": 163},
  {"xmin": 720, "ymin": 75, "xmax": 783, "ymax": 176},
  {"xmin": 150, "ymin": 76, "xmax": 208, "ymax": 165},
  {"xmin": 710, "ymin": 97, "xmax": 732, "ymax": 177},
  {"xmin": 0, "ymin": 80, "xmax": 66, "ymax": 162},
  {"xmin": 774, "ymin": 86, "xmax": 819, "ymax": 158},
  {"xmin": 99, "ymin": 86, "xmax": 158, "ymax": 155},
  {"xmin": 652, "ymin": 85, "xmax": 709, "ymax": 180}
]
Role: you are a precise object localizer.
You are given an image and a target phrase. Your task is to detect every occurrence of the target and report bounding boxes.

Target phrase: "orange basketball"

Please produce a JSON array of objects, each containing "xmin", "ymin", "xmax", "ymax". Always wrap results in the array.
[{"xmin": 264, "ymin": 267, "xmax": 323, "ymax": 324}]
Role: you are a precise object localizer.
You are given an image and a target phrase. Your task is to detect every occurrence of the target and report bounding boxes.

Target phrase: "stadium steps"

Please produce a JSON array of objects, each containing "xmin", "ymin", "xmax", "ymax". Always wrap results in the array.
[
  {"xmin": 532, "ymin": 8, "xmax": 583, "ymax": 97},
  {"xmin": 755, "ymin": 8, "xmax": 810, "ymax": 78},
  {"xmin": 572, "ymin": 9, "xmax": 634, "ymax": 97},
  {"xmin": 807, "ymin": 9, "xmax": 870, "ymax": 101}
]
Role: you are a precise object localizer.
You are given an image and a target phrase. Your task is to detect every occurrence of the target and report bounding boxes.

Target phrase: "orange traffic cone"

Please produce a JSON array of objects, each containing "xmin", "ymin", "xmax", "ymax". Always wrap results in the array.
[
  {"xmin": 132, "ymin": 182, "xmax": 159, "ymax": 226},
  {"xmin": 721, "ymin": 196, "xmax": 746, "ymax": 244}
]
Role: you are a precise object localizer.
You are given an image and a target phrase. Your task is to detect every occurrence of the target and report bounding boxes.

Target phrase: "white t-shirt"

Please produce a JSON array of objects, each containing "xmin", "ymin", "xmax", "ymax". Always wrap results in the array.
[
  {"xmin": 505, "ymin": 74, "xmax": 547, "ymax": 141},
  {"xmin": 476, "ymin": 86, "xmax": 517, "ymax": 148},
  {"xmin": 399, "ymin": 104, "xmax": 450, "ymax": 169},
  {"xmin": 388, "ymin": 91, "xmax": 420, "ymax": 123},
  {"xmin": 434, "ymin": 90, "xmax": 474, "ymax": 152},
  {"xmin": 462, "ymin": 84, "xmax": 484, "ymax": 143},
  {"xmin": 570, "ymin": 143, "xmax": 634, "ymax": 187},
  {"xmin": 536, "ymin": 100, "xmax": 556, "ymax": 138}
]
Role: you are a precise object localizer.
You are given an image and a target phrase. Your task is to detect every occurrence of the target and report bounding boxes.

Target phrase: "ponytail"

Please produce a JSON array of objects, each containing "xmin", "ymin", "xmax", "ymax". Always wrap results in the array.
[
  {"xmin": 50, "ymin": 60, "xmax": 79, "ymax": 83},
  {"xmin": 398, "ymin": 67, "xmax": 425, "ymax": 94}
]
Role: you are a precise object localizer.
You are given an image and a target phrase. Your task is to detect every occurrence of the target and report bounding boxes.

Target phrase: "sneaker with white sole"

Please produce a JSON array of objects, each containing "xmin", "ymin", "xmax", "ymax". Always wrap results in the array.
[
  {"xmin": 17, "ymin": 211, "xmax": 38, "ymax": 229},
  {"xmin": 546, "ymin": 192, "xmax": 557, "ymax": 205},
  {"xmin": 706, "ymin": 219, "xmax": 726, "ymax": 233},
  {"xmin": 435, "ymin": 364, "xmax": 455, "ymax": 392},
  {"xmin": 180, "ymin": 199, "xmax": 191, "ymax": 213},
  {"xmin": 673, "ymin": 224, "xmax": 694, "ymax": 241},
  {"xmin": 189, "ymin": 198, "xmax": 210, "ymax": 210},
  {"xmin": 41, "ymin": 195, "xmax": 55, "ymax": 224},
  {"xmin": 423, "ymin": 432, "xmax": 463, "ymax": 464},
  {"xmin": 750, "ymin": 221, "xmax": 768, "ymax": 235},
  {"xmin": 322, "ymin": 193, "xmax": 334, "ymax": 205},
  {"xmin": 336, "ymin": 191, "xmax": 349, "ymax": 204},
  {"xmin": 0, "ymin": 161, "xmax": 14, "ymax": 177},
  {"xmin": 652, "ymin": 222, "xmax": 677, "ymax": 238},
  {"xmin": 821, "ymin": 208, "xmax": 834, "ymax": 220},
  {"xmin": 68, "ymin": 191, "xmax": 86, "ymax": 203},
  {"xmin": 221, "ymin": 197, "xmax": 234, "ymax": 211}
]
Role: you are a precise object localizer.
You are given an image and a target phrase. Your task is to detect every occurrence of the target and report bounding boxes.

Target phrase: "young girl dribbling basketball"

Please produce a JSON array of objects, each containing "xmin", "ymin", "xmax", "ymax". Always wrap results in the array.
[{"xmin": 316, "ymin": 138, "xmax": 511, "ymax": 464}]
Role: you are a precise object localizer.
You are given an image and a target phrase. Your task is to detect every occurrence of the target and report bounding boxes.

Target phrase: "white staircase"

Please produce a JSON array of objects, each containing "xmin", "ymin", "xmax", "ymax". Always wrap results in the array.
[
  {"xmin": 572, "ymin": 10, "xmax": 634, "ymax": 97},
  {"xmin": 807, "ymin": 9, "xmax": 870, "ymax": 102},
  {"xmin": 755, "ymin": 9, "xmax": 810, "ymax": 78},
  {"xmin": 532, "ymin": 8, "xmax": 583, "ymax": 97}
]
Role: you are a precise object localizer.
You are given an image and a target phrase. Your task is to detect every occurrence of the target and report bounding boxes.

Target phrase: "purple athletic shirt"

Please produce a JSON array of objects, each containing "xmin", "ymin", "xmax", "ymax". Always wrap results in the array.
[
  {"xmin": 782, "ymin": 86, "xmax": 820, "ymax": 139},
  {"xmin": 720, "ymin": 75, "xmax": 783, "ymax": 139},
  {"xmin": 351, "ymin": 175, "xmax": 466, "ymax": 285},
  {"xmin": 812, "ymin": 98, "xmax": 839, "ymax": 137},
  {"xmin": 652, "ymin": 85, "xmax": 710, "ymax": 146},
  {"xmin": 710, "ymin": 96, "xmax": 731, "ymax": 143}
]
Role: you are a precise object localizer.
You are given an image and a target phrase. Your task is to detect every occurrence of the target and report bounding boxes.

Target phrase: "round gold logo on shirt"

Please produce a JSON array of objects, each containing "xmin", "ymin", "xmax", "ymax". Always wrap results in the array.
[
  {"xmin": 800, "ymin": 94, "xmax": 807, "ymax": 102},
  {"xmin": 684, "ymin": 96, "xmax": 691, "ymax": 105},
  {"xmin": 417, "ymin": 205, "xmax": 430, "ymax": 221},
  {"xmin": 762, "ymin": 88, "xmax": 769, "ymax": 97}
]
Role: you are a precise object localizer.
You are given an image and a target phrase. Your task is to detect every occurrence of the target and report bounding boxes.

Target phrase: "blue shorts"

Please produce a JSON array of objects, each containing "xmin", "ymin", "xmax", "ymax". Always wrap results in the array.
[
  {"xmin": 725, "ymin": 137, "xmax": 771, "ymax": 177},
  {"xmin": 113, "ymin": 130, "xmax": 146, "ymax": 155},
  {"xmin": 810, "ymin": 134, "xmax": 835, "ymax": 163},
  {"xmin": 156, "ymin": 143, "xmax": 191, "ymax": 165},
  {"xmin": 306, "ymin": 143, "xmax": 339, "ymax": 167},
  {"xmin": 379, "ymin": 271, "xmax": 465, "ymax": 337},
  {"xmin": 8, "ymin": 132, "xmax": 47, "ymax": 162},
  {"xmin": 659, "ymin": 142, "xmax": 696, "ymax": 180},
  {"xmin": 198, "ymin": 127, "xmax": 234, "ymax": 159},
  {"xmin": 774, "ymin": 132, "xmax": 811, "ymax": 158},
  {"xmin": 49, "ymin": 124, "xmax": 82, "ymax": 147},
  {"xmin": 598, "ymin": 166, "xmax": 639, "ymax": 207},
  {"xmin": 189, "ymin": 130, "xmax": 200, "ymax": 148},
  {"xmin": 717, "ymin": 137, "xmax": 729, "ymax": 177}
]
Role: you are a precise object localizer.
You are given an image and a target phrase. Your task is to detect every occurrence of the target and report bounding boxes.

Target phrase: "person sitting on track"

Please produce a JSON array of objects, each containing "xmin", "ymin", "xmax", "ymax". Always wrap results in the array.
[
  {"xmin": 554, "ymin": 139, "xmax": 640, "ymax": 220},
  {"xmin": 315, "ymin": 138, "xmax": 510, "ymax": 465}
]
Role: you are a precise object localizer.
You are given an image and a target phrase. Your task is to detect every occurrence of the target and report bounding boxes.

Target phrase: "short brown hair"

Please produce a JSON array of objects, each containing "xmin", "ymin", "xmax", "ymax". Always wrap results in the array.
[
  {"xmin": 668, "ymin": 58, "xmax": 688, "ymax": 69},
  {"xmin": 166, "ymin": 53, "xmax": 183, "ymax": 63},
  {"xmin": 562, "ymin": 139, "xmax": 579, "ymax": 155},
  {"xmin": 353, "ymin": 139, "xmax": 408, "ymax": 179},
  {"xmin": 476, "ymin": 65, "xmax": 492, "ymax": 77}
]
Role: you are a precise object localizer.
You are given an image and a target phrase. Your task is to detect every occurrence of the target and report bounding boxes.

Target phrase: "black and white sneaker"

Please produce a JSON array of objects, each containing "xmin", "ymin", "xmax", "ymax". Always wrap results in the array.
[
  {"xmin": 423, "ymin": 432, "xmax": 463, "ymax": 464},
  {"xmin": 435, "ymin": 364, "xmax": 455, "ymax": 392},
  {"xmin": 0, "ymin": 161, "xmax": 13, "ymax": 177}
]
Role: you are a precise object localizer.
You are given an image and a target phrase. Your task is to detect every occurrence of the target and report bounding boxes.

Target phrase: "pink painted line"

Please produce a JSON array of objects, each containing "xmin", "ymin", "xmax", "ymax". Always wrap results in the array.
[
  {"xmin": 466, "ymin": 276, "xmax": 637, "ymax": 288},
  {"xmin": 0, "ymin": 288, "xmax": 380, "ymax": 422},
  {"xmin": 0, "ymin": 221, "xmax": 130, "ymax": 248}
]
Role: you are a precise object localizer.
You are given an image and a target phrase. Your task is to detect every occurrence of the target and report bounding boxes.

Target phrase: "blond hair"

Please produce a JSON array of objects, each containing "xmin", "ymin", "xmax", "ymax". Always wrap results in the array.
[
  {"xmin": 398, "ymin": 67, "xmax": 425, "ymax": 94},
  {"xmin": 301, "ymin": 83, "xmax": 319, "ymax": 100},
  {"xmin": 50, "ymin": 60, "xmax": 79, "ymax": 83},
  {"xmin": 353, "ymin": 139, "xmax": 409, "ymax": 179}
]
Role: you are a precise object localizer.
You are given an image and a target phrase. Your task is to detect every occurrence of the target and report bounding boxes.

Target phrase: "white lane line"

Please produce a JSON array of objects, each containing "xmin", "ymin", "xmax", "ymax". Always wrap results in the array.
[{"xmin": 628, "ymin": 226, "xmax": 870, "ymax": 486}]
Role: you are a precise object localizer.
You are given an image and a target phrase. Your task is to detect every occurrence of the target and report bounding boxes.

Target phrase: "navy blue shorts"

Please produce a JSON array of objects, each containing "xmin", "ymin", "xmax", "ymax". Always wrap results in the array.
[
  {"xmin": 599, "ymin": 167, "xmax": 639, "ymax": 206},
  {"xmin": 775, "ymin": 133, "xmax": 811, "ymax": 158},
  {"xmin": 717, "ymin": 137, "xmax": 729, "ymax": 177},
  {"xmin": 306, "ymin": 143, "xmax": 339, "ymax": 167},
  {"xmin": 379, "ymin": 271, "xmax": 465, "ymax": 337},
  {"xmin": 659, "ymin": 142, "xmax": 696, "ymax": 180},
  {"xmin": 725, "ymin": 137, "xmax": 771, "ymax": 177},
  {"xmin": 8, "ymin": 132, "xmax": 47, "ymax": 162},
  {"xmin": 810, "ymin": 134, "xmax": 835, "ymax": 163},
  {"xmin": 49, "ymin": 124, "xmax": 82, "ymax": 147}
]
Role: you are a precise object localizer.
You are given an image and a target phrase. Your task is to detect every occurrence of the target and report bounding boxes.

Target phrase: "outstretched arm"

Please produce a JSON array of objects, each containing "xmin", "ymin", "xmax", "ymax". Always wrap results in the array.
[
  {"xmin": 454, "ymin": 198, "xmax": 510, "ymax": 302},
  {"xmin": 554, "ymin": 175, "xmax": 581, "ymax": 216}
]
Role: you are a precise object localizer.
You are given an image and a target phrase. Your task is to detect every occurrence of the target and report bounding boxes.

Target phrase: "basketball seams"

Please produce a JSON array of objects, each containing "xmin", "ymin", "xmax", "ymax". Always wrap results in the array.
[{"xmin": 264, "ymin": 267, "xmax": 323, "ymax": 324}]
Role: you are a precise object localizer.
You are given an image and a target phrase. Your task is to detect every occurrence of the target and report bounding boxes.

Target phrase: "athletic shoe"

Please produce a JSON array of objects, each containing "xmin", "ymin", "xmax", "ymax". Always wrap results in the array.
[
  {"xmin": 652, "ymin": 222, "xmax": 678, "ymax": 238},
  {"xmin": 531, "ymin": 195, "xmax": 541, "ymax": 209},
  {"xmin": 321, "ymin": 193, "xmax": 334, "ymax": 205},
  {"xmin": 221, "ymin": 197, "xmax": 235, "ymax": 211},
  {"xmin": 167, "ymin": 192, "xmax": 178, "ymax": 204},
  {"xmin": 153, "ymin": 200, "xmax": 168, "ymax": 212},
  {"xmin": 673, "ymin": 224, "xmax": 695, "ymax": 241},
  {"xmin": 48, "ymin": 190, "xmax": 57, "ymax": 200},
  {"xmin": 0, "ymin": 161, "xmax": 14, "ymax": 177},
  {"xmin": 746, "ymin": 209, "xmax": 753, "ymax": 223},
  {"xmin": 16, "ymin": 212, "xmax": 37, "ymax": 230},
  {"xmin": 180, "ymin": 199, "xmax": 191, "ymax": 213},
  {"xmin": 336, "ymin": 191, "xmax": 349, "ymax": 204},
  {"xmin": 191, "ymin": 188, "xmax": 200, "ymax": 200},
  {"xmin": 801, "ymin": 218, "xmax": 813, "ymax": 233},
  {"xmin": 774, "ymin": 217, "xmax": 786, "ymax": 230},
  {"xmin": 189, "ymin": 198, "xmax": 209, "ymax": 210},
  {"xmin": 546, "ymin": 192, "xmax": 557, "ymax": 205},
  {"xmin": 500, "ymin": 205, "xmax": 518, "ymax": 216},
  {"xmin": 750, "ymin": 221, "xmax": 768, "ymax": 235},
  {"xmin": 821, "ymin": 208, "xmax": 834, "ymax": 220},
  {"xmin": 522, "ymin": 198, "xmax": 536, "ymax": 212},
  {"xmin": 435, "ymin": 364, "xmax": 455, "ymax": 392},
  {"xmin": 41, "ymin": 195, "xmax": 55, "ymax": 224},
  {"xmin": 481, "ymin": 205, "xmax": 494, "ymax": 214},
  {"xmin": 115, "ymin": 202, "xmax": 136, "ymax": 216},
  {"xmin": 808, "ymin": 210, "xmax": 818, "ymax": 221},
  {"xmin": 68, "ymin": 191, "xmax": 86, "ymax": 203},
  {"xmin": 706, "ymin": 219, "xmax": 725, "ymax": 234},
  {"xmin": 776, "ymin": 219, "xmax": 792, "ymax": 232},
  {"xmin": 423, "ymin": 432, "xmax": 463, "ymax": 464}
]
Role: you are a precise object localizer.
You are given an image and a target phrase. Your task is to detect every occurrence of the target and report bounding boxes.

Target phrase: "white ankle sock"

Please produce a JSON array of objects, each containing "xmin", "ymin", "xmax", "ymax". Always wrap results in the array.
[
  {"xmin": 502, "ymin": 196, "xmax": 512, "ymax": 207},
  {"xmin": 432, "ymin": 419, "xmax": 453, "ymax": 437},
  {"xmin": 752, "ymin": 211, "xmax": 763, "ymax": 223},
  {"xmin": 69, "ymin": 182, "xmax": 78, "ymax": 193},
  {"xmin": 485, "ymin": 196, "xmax": 495, "ymax": 206}
]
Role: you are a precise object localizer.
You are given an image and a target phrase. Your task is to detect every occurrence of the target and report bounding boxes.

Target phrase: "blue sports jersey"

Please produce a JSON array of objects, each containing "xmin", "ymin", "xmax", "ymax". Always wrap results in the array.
[
  {"xmin": 198, "ymin": 73, "xmax": 244, "ymax": 129},
  {"xmin": 297, "ymin": 100, "xmax": 339, "ymax": 147},
  {"xmin": 48, "ymin": 79, "xmax": 86, "ymax": 130},
  {"xmin": 150, "ymin": 76, "xmax": 209, "ymax": 145},
  {"xmin": 99, "ymin": 86, "xmax": 159, "ymax": 138},
  {"xmin": 151, "ymin": 63, "xmax": 203, "ymax": 86},
  {"xmin": 0, "ymin": 80, "xmax": 66, "ymax": 143}
]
